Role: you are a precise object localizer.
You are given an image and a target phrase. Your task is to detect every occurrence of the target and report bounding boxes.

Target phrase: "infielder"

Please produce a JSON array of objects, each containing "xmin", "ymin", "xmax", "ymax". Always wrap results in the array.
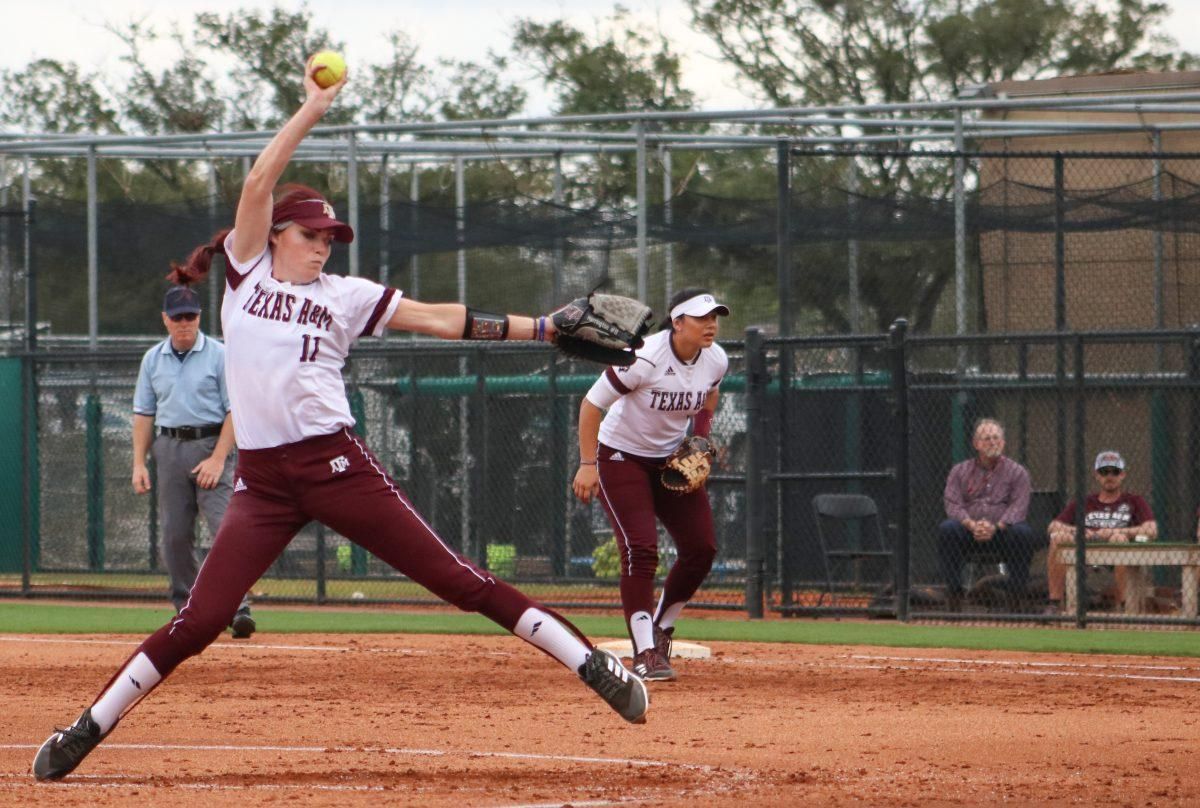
[
  {"xmin": 133, "ymin": 285, "xmax": 253, "ymax": 637},
  {"xmin": 34, "ymin": 56, "xmax": 647, "ymax": 782},
  {"xmin": 573, "ymin": 288, "xmax": 729, "ymax": 681}
]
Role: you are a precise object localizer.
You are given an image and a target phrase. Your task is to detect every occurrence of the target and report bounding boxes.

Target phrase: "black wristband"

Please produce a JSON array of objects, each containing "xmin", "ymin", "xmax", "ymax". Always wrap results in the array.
[{"xmin": 462, "ymin": 307, "xmax": 510, "ymax": 340}]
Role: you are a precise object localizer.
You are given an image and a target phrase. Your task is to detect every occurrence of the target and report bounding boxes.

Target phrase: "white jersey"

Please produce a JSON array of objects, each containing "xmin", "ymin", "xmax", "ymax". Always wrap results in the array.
[
  {"xmin": 586, "ymin": 330, "xmax": 728, "ymax": 457},
  {"xmin": 221, "ymin": 232, "xmax": 402, "ymax": 449}
]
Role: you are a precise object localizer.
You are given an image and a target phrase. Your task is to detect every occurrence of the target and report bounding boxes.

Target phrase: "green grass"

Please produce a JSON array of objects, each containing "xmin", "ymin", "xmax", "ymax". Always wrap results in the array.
[
  {"xmin": 0, "ymin": 573, "xmax": 638, "ymax": 600},
  {"xmin": 2, "ymin": 601, "xmax": 1199, "ymax": 657}
]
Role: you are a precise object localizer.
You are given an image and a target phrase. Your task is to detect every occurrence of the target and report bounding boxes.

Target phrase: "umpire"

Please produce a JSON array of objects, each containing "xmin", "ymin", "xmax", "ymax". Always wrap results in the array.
[{"xmin": 132, "ymin": 285, "xmax": 254, "ymax": 638}]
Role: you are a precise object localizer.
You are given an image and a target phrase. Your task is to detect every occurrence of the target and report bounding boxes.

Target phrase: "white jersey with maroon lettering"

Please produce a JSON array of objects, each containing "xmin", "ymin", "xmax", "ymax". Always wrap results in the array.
[
  {"xmin": 221, "ymin": 231, "xmax": 402, "ymax": 449},
  {"xmin": 585, "ymin": 330, "xmax": 728, "ymax": 457}
]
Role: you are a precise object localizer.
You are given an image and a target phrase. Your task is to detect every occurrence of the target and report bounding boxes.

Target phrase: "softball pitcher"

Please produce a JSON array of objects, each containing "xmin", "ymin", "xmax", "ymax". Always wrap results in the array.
[
  {"xmin": 573, "ymin": 288, "xmax": 729, "ymax": 681},
  {"xmin": 33, "ymin": 56, "xmax": 647, "ymax": 782}
]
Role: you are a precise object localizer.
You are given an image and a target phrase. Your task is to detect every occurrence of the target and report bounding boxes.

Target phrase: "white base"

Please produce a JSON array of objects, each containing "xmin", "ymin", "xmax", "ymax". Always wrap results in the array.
[{"xmin": 596, "ymin": 639, "xmax": 711, "ymax": 660}]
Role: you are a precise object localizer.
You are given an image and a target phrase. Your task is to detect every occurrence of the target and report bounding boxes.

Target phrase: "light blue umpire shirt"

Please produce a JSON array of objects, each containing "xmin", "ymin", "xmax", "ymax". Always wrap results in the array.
[{"xmin": 133, "ymin": 332, "xmax": 231, "ymax": 428}]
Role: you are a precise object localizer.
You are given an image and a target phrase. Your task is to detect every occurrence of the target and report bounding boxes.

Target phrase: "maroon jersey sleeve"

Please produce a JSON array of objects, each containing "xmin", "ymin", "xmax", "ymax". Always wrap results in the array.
[
  {"xmin": 1129, "ymin": 494, "xmax": 1155, "ymax": 526},
  {"xmin": 1054, "ymin": 500, "xmax": 1077, "ymax": 525}
]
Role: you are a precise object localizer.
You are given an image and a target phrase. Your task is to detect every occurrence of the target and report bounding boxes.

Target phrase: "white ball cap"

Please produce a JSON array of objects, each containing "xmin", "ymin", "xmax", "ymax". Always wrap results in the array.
[{"xmin": 670, "ymin": 293, "xmax": 730, "ymax": 320}]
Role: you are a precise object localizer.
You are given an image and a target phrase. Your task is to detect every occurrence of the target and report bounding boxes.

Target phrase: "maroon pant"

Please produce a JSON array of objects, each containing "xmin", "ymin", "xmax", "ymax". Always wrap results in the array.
[
  {"xmin": 595, "ymin": 443, "xmax": 717, "ymax": 623},
  {"xmin": 139, "ymin": 428, "xmax": 533, "ymax": 676}
]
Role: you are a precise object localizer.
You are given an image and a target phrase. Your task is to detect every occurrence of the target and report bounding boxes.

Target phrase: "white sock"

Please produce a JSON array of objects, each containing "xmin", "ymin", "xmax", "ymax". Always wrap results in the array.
[
  {"xmin": 630, "ymin": 611, "xmax": 655, "ymax": 653},
  {"xmin": 513, "ymin": 608, "xmax": 590, "ymax": 672},
  {"xmin": 91, "ymin": 652, "xmax": 162, "ymax": 733},
  {"xmin": 655, "ymin": 601, "xmax": 685, "ymax": 632}
]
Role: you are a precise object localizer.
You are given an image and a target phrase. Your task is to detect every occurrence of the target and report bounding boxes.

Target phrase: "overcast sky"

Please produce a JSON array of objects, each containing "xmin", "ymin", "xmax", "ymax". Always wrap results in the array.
[{"xmin": 8, "ymin": 0, "xmax": 1200, "ymax": 116}]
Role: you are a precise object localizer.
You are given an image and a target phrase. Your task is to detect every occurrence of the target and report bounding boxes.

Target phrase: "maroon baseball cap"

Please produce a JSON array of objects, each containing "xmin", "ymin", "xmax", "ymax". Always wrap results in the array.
[{"xmin": 271, "ymin": 197, "xmax": 354, "ymax": 243}]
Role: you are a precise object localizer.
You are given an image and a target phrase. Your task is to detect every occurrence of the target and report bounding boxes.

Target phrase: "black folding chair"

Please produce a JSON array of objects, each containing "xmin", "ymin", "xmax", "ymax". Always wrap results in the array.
[{"xmin": 812, "ymin": 493, "xmax": 894, "ymax": 608}]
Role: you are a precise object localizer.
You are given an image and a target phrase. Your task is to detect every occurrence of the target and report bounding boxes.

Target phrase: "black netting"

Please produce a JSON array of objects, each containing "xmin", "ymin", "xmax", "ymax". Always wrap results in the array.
[{"xmin": 6, "ymin": 151, "xmax": 1200, "ymax": 340}]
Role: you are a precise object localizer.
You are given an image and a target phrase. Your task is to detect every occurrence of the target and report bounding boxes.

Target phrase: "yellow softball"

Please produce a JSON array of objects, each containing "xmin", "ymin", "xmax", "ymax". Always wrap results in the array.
[{"xmin": 311, "ymin": 50, "xmax": 346, "ymax": 89}]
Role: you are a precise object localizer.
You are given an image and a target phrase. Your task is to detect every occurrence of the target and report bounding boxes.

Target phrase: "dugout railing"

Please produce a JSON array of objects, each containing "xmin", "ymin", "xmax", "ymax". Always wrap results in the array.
[{"xmin": 5, "ymin": 326, "xmax": 1200, "ymax": 628}]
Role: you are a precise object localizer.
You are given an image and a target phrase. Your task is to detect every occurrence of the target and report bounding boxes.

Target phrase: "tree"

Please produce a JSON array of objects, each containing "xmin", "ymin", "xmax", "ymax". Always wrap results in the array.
[
  {"xmin": 440, "ymin": 57, "xmax": 528, "ymax": 121},
  {"xmin": 510, "ymin": 9, "xmax": 698, "ymax": 210},
  {"xmin": 193, "ymin": 7, "xmax": 344, "ymax": 127},
  {"xmin": 356, "ymin": 32, "xmax": 439, "ymax": 125},
  {"xmin": 0, "ymin": 60, "xmax": 123, "ymax": 198},
  {"xmin": 512, "ymin": 10, "xmax": 695, "ymax": 119},
  {"xmin": 0, "ymin": 6, "xmax": 528, "ymax": 331},
  {"xmin": 685, "ymin": 0, "xmax": 1198, "ymax": 331},
  {"xmin": 0, "ymin": 60, "xmax": 121, "ymax": 135},
  {"xmin": 688, "ymin": 0, "xmax": 1193, "ymax": 107}
]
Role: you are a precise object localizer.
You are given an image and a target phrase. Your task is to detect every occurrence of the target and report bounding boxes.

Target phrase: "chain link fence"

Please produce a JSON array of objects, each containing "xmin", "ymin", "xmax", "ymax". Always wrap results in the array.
[
  {"xmin": 2, "ymin": 147, "xmax": 1200, "ymax": 626},
  {"xmin": 3, "ymin": 339, "xmax": 750, "ymax": 612},
  {"xmin": 762, "ymin": 327, "xmax": 1200, "ymax": 626},
  {"xmin": 5, "ymin": 328, "xmax": 1200, "ymax": 626},
  {"xmin": 5, "ymin": 150, "xmax": 1200, "ymax": 341}
]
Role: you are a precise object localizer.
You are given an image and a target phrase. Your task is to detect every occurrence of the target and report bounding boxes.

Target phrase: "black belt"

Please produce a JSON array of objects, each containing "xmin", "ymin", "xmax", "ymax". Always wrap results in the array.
[{"xmin": 160, "ymin": 424, "xmax": 223, "ymax": 440}]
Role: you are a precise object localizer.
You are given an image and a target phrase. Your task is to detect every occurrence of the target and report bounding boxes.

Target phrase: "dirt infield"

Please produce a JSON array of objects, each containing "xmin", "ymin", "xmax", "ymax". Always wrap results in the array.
[{"xmin": 2, "ymin": 632, "xmax": 1199, "ymax": 806}]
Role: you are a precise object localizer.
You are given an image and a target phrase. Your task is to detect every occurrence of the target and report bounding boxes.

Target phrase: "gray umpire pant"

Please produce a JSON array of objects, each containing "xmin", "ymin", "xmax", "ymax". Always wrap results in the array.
[{"xmin": 153, "ymin": 433, "xmax": 249, "ymax": 614}]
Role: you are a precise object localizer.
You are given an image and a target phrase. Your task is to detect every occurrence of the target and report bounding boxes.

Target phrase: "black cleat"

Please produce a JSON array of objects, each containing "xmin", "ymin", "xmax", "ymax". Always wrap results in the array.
[
  {"xmin": 579, "ymin": 648, "xmax": 648, "ymax": 724},
  {"xmin": 633, "ymin": 647, "xmax": 677, "ymax": 682},
  {"xmin": 32, "ymin": 709, "xmax": 108, "ymax": 781},
  {"xmin": 230, "ymin": 607, "xmax": 256, "ymax": 639}
]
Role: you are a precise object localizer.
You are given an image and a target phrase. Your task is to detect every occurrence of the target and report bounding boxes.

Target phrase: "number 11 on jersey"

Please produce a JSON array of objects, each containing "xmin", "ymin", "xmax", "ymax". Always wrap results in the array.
[{"xmin": 300, "ymin": 334, "xmax": 322, "ymax": 362}]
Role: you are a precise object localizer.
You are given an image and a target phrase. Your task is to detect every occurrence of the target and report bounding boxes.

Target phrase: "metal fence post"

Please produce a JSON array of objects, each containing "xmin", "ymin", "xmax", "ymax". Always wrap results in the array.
[
  {"xmin": 1054, "ymin": 154, "xmax": 1068, "ymax": 503},
  {"xmin": 1072, "ymin": 334, "xmax": 1087, "ymax": 628},
  {"xmin": 86, "ymin": 146, "xmax": 98, "ymax": 348},
  {"xmin": 148, "ymin": 456, "xmax": 158, "ymax": 571},
  {"xmin": 888, "ymin": 319, "xmax": 911, "ymax": 621},
  {"xmin": 347, "ymin": 131, "xmax": 359, "ymax": 277},
  {"xmin": 549, "ymin": 359, "xmax": 567, "ymax": 577},
  {"xmin": 85, "ymin": 394, "xmax": 104, "ymax": 570},
  {"xmin": 635, "ymin": 121, "xmax": 647, "ymax": 303},
  {"xmin": 744, "ymin": 328, "xmax": 767, "ymax": 618},
  {"xmin": 21, "ymin": 197, "xmax": 36, "ymax": 596},
  {"xmin": 1189, "ymin": 330, "xmax": 1200, "ymax": 520},
  {"xmin": 776, "ymin": 140, "xmax": 792, "ymax": 338},
  {"xmin": 775, "ymin": 139, "xmax": 794, "ymax": 607},
  {"xmin": 471, "ymin": 348, "xmax": 488, "ymax": 569},
  {"xmin": 348, "ymin": 389, "xmax": 368, "ymax": 576},
  {"xmin": 409, "ymin": 164, "xmax": 421, "ymax": 300},
  {"xmin": 1017, "ymin": 343, "xmax": 1029, "ymax": 466},
  {"xmin": 662, "ymin": 144, "xmax": 674, "ymax": 312},
  {"xmin": 207, "ymin": 156, "xmax": 220, "ymax": 334},
  {"xmin": 315, "ymin": 524, "xmax": 327, "ymax": 605}
]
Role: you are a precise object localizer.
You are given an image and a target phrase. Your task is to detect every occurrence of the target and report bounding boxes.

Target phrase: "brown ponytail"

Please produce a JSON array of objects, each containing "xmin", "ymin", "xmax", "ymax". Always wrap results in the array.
[
  {"xmin": 167, "ymin": 227, "xmax": 232, "ymax": 286},
  {"xmin": 165, "ymin": 183, "xmax": 325, "ymax": 285}
]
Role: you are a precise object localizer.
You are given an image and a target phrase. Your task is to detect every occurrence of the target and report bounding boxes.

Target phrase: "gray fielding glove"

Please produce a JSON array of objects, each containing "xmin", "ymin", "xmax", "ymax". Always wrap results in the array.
[{"xmin": 551, "ymin": 293, "xmax": 654, "ymax": 367}]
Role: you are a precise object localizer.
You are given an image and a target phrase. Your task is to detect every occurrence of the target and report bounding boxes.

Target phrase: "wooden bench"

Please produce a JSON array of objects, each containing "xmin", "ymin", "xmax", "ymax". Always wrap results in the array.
[{"xmin": 1056, "ymin": 543, "xmax": 1200, "ymax": 617}]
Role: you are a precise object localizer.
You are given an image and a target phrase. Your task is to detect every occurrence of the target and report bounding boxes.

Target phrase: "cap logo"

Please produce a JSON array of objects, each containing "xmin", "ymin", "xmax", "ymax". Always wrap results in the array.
[
  {"xmin": 321, "ymin": 201, "xmax": 335, "ymax": 219},
  {"xmin": 670, "ymin": 293, "xmax": 726, "ymax": 320}
]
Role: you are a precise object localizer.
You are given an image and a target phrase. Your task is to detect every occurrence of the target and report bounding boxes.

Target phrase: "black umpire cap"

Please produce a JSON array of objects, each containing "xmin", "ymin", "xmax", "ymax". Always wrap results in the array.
[{"xmin": 163, "ymin": 285, "xmax": 201, "ymax": 316}]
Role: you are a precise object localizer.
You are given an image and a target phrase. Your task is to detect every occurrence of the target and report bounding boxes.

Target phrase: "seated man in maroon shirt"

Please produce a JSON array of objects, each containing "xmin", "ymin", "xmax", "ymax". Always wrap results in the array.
[
  {"xmin": 938, "ymin": 418, "xmax": 1038, "ymax": 611},
  {"xmin": 1045, "ymin": 450, "xmax": 1157, "ymax": 615}
]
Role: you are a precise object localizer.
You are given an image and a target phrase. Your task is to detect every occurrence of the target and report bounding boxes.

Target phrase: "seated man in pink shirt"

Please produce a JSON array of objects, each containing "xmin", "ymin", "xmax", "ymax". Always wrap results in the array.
[
  {"xmin": 1045, "ymin": 450, "xmax": 1156, "ymax": 615},
  {"xmin": 938, "ymin": 418, "xmax": 1038, "ymax": 611}
]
